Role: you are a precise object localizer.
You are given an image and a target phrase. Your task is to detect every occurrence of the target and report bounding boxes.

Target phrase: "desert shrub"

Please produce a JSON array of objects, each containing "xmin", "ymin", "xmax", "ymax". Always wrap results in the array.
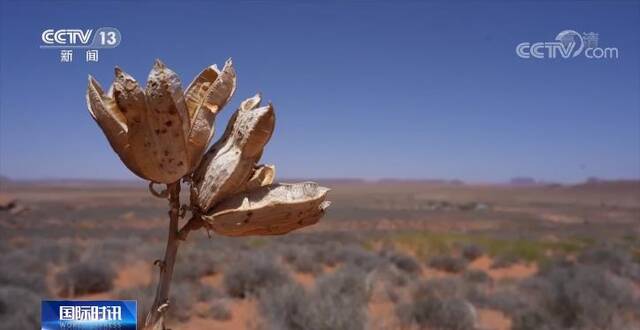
[
  {"xmin": 0, "ymin": 267, "xmax": 48, "ymax": 296},
  {"xmin": 0, "ymin": 249, "xmax": 49, "ymax": 294},
  {"xmin": 1, "ymin": 248, "xmax": 48, "ymax": 272},
  {"xmin": 33, "ymin": 240, "xmax": 80, "ymax": 264},
  {"xmin": 512, "ymin": 264, "xmax": 639, "ymax": 330},
  {"xmin": 397, "ymin": 297, "xmax": 476, "ymax": 330},
  {"xmin": 413, "ymin": 278, "xmax": 469, "ymax": 300},
  {"xmin": 207, "ymin": 301, "xmax": 231, "ymax": 321},
  {"xmin": 385, "ymin": 286, "xmax": 401, "ymax": 303},
  {"xmin": 375, "ymin": 264, "xmax": 410, "ymax": 287},
  {"xmin": 428, "ymin": 255, "xmax": 467, "ymax": 273},
  {"xmin": 116, "ymin": 285, "xmax": 154, "ymax": 326},
  {"xmin": 56, "ymin": 260, "xmax": 116, "ymax": 296},
  {"xmin": 461, "ymin": 244, "xmax": 484, "ymax": 261},
  {"xmin": 463, "ymin": 269, "xmax": 491, "ymax": 284},
  {"xmin": 333, "ymin": 245, "xmax": 382, "ymax": 272},
  {"xmin": 196, "ymin": 285, "xmax": 223, "ymax": 302},
  {"xmin": 260, "ymin": 266, "xmax": 370, "ymax": 330},
  {"xmin": 398, "ymin": 278, "xmax": 476, "ymax": 330},
  {"xmin": 122, "ymin": 282, "xmax": 198, "ymax": 322},
  {"xmin": 0, "ymin": 286, "xmax": 40, "ymax": 329},
  {"xmin": 382, "ymin": 250, "xmax": 421, "ymax": 274},
  {"xmin": 313, "ymin": 241, "xmax": 344, "ymax": 267},
  {"xmin": 259, "ymin": 283, "xmax": 311, "ymax": 330},
  {"xmin": 166, "ymin": 282, "xmax": 197, "ymax": 322},
  {"xmin": 578, "ymin": 245, "xmax": 640, "ymax": 281},
  {"xmin": 537, "ymin": 255, "xmax": 574, "ymax": 274},
  {"xmin": 173, "ymin": 246, "xmax": 224, "ymax": 283},
  {"xmin": 223, "ymin": 254, "xmax": 290, "ymax": 298},
  {"xmin": 281, "ymin": 245, "xmax": 323, "ymax": 275},
  {"xmin": 490, "ymin": 254, "xmax": 519, "ymax": 269},
  {"xmin": 88, "ymin": 238, "xmax": 142, "ymax": 263},
  {"xmin": 476, "ymin": 287, "xmax": 528, "ymax": 315},
  {"xmin": 311, "ymin": 242, "xmax": 341, "ymax": 266},
  {"xmin": 315, "ymin": 265, "xmax": 370, "ymax": 304},
  {"xmin": 281, "ymin": 244, "xmax": 300, "ymax": 263},
  {"xmin": 0, "ymin": 241, "xmax": 9, "ymax": 254}
]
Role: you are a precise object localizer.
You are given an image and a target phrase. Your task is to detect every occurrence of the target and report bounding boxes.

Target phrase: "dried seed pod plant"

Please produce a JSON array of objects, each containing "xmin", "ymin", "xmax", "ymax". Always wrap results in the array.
[{"xmin": 86, "ymin": 59, "xmax": 330, "ymax": 329}]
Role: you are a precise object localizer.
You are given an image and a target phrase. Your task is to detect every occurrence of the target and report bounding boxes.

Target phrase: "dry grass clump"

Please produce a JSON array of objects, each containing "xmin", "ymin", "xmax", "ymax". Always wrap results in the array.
[
  {"xmin": 56, "ymin": 260, "xmax": 116, "ymax": 296},
  {"xmin": 462, "ymin": 269, "xmax": 492, "ymax": 284},
  {"xmin": 381, "ymin": 250, "xmax": 422, "ymax": 274},
  {"xmin": 396, "ymin": 278, "xmax": 476, "ymax": 330},
  {"xmin": 281, "ymin": 245, "xmax": 324, "ymax": 275},
  {"xmin": 0, "ymin": 286, "xmax": 40, "ymax": 329},
  {"xmin": 116, "ymin": 284, "xmax": 154, "ymax": 326},
  {"xmin": 0, "ymin": 248, "xmax": 52, "ymax": 295},
  {"xmin": 259, "ymin": 265, "xmax": 370, "ymax": 330},
  {"xmin": 428, "ymin": 255, "xmax": 467, "ymax": 273},
  {"xmin": 206, "ymin": 301, "xmax": 232, "ymax": 321},
  {"xmin": 461, "ymin": 244, "xmax": 484, "ymax": 261},
  {"xmin": 490, "ymin": 254, "xmax": 519, "ymax": 269},
  {"xmin": 577, "ymin": 244, "xmax": 640, "ymax": 281},
  {"xmin": 512, "ymin": 263, "xmax": 639, "ymax": 330},
  {"xmin": 173, "ymin": 245, "xmax": 225, "ymax": 282},
  {"xmin": 223, "ymin": 253, "xmax": 291, "ymax": 298}
]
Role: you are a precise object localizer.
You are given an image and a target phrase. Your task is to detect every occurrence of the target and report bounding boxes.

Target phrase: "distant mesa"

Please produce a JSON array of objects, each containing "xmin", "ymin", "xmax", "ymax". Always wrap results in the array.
[
  {"xmin": 377, "ymin": 178, "xmax": 465, "ymax": 185},
  {"xmin": 575, "ymin": 177, "xmax": 640, "ymax": 190}
]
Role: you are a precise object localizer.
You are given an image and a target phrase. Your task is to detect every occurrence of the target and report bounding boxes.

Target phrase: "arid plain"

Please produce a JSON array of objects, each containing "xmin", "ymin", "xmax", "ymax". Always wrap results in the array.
[{"xmin": 1, "ymin": 179, "xmax": 639, "ymax": 329}]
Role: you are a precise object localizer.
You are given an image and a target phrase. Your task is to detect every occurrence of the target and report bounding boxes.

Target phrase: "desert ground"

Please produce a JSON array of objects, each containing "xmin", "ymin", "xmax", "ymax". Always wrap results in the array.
[{"xmin": 1, "ymin": 179, "xmax": 639, "ymax": 329}]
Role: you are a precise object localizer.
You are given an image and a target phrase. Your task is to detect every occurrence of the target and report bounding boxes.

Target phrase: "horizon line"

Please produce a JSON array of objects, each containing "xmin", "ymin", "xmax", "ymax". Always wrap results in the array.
[{"xmin": 1, "ymin": 175, "xmax": 639, "ymax": 186}]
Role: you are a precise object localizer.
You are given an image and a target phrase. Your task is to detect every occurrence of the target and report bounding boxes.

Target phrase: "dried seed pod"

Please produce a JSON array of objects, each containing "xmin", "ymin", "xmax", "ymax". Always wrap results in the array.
[
  {"xmin": 87, "ymin": 76, "xmax": 145, "ymax": 178},
  {"xmin": 86, "ymin": 59, "xmax": 236, "ymax": 183},
  {"xmin": 184, "ymin": 59, "xmax": 236, "ymax": 170},
  {"xmin": 192, "ymin": 93, "xmax": 275, "ymax": 211},
  {"xmin": 202, "ymin": 182, "xmax": 330, "ymax": 236},
  {"xmin": 241, "ymin": 164, "xmax": 275, "ymax": 192}
]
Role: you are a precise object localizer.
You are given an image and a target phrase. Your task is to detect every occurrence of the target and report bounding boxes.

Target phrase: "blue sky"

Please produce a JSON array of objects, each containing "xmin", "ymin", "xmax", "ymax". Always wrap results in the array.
[{"xmin": 1, "ymin": 0, "xmax": 638, "ymax": 183}]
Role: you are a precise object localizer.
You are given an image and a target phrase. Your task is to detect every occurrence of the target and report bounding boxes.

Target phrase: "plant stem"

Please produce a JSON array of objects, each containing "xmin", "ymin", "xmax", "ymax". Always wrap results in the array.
[{"xmin": 145, "ymin": 182, "xmax": 181, "ymax": 330}]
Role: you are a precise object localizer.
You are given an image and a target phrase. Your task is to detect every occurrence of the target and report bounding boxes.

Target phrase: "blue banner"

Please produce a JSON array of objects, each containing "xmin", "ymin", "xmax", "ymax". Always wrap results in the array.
[{"xmin": 41, "ymin": 300, "xmax": 137, "ymax": 330}]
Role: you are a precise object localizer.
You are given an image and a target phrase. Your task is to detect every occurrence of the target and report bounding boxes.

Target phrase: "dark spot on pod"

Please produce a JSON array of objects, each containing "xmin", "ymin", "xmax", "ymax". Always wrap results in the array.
[
  {"xmin": 155, "ymin": 129, "xmax": 161, "ymax": 135},
  {"xmin": 243, "ymin": 217, "xmax": 250, "ymax": 224},
  {"xmin": 160, "ymin": 128, "xmax": 167, "ymax": 134},
  {"xmin": 168, "ymin": 158, "xmax": 174, "ymax": 163},
  {"xmin": 164, "ymin": 150, "xmax": 170, "ymax": 156},
  {"xmin": 169, "ymin": 109, "xmax": 177, "ymax": 115},
  {"xmin": 165, "ymin": 120, "xmax": 172, "ymax": 127},
  {"xmin": 297, "ymin": 219, "xmax": 303, "ymax": 225},
  {"xmin": 177, "ymin": 161, "xmax": 184, "ymax": 166},
  {"xmin": 121, "ymin": 108, "xmax": 128, "ymax": 113},
  {"xmin": 247, "ymin": 211, "xmax": 253, "ymax": 217},
  {"xmin": 159, "ymin": 163, "xmax": 164, "ymax": 169},
  {"xmin": 173, "ymin": 133, "xmax": 179, "ymax": 138}
]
